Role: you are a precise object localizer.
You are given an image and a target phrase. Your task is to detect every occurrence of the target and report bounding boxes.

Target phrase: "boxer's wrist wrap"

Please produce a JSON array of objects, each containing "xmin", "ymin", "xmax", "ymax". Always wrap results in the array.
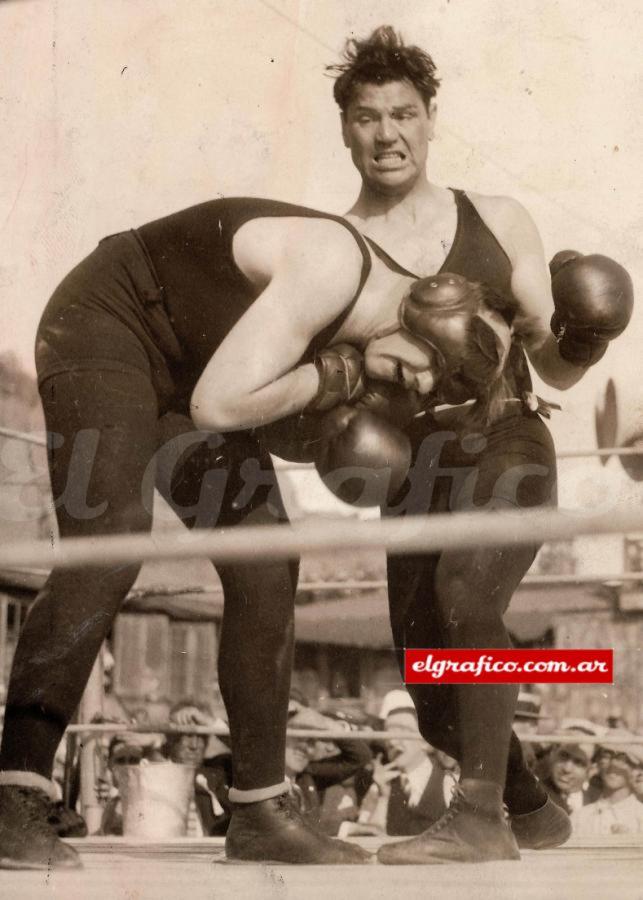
[
  {"xmin": 305, "ymin": 344, "xmax": 364, "ymax": 413},
  {"xmin": 550, "ymin": 312, "xmax": 609, "ymax": 367}
]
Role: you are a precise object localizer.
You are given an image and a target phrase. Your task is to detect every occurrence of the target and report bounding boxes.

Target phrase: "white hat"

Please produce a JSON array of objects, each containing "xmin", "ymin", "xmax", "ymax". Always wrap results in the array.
[
  {"xmin": 560, "ymin": 718, "xmax": 606, "ymax": 738},
  {"xmin": 379, "ymin": 689, "xmax": 416, "ymax": 721}
]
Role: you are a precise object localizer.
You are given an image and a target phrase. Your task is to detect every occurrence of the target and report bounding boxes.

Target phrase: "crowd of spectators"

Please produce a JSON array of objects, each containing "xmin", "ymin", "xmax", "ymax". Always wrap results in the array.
[
  {"xmin": 539, "ymin": 728, "xmax": 643, "ymax": 836},
  {"xmin": 37, "ymin": 686, "xmax": 643, "ymax": 842}
]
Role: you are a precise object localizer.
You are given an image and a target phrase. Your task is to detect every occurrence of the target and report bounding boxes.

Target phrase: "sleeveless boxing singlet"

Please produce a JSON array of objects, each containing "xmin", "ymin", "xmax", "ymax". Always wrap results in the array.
[
  {"xmin": 136, "ymin": 198, "xmax": 372, "ymax": 389},
  {"xmin": 363, "ymin": 189, "xmax": 533, "ymax": 399}
]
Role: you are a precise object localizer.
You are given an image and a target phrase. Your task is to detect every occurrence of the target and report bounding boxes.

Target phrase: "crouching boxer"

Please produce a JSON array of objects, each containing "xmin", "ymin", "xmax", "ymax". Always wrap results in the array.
[
  {"xmin": 0, "ymin": 195, "xmax": 504, "ymax": 870},
  {"xmin": 267, "ymin": 274, "xmax": 515, "ymax": 508}
]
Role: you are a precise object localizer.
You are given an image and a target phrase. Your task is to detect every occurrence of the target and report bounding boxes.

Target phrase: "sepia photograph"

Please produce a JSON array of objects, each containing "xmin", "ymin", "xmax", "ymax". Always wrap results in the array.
[{"xmin": 0, "ymin": 1, "xmax": 641, "ymax": 897}]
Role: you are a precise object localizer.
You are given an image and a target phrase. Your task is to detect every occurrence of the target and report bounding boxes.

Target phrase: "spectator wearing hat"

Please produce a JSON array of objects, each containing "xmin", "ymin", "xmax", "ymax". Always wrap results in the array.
[
  {"xmin": 542, "ymin": 743, "xmax": 595, "ymax": 815},
  {"xmin": 512, "ymin": 688, "xmax": 547, "ymax": 775},
  {"xmin": 513, "ymin": 689, "xmax": 543, "ymax": 734},
  {"xmin": 571, "ymin": 738, "xmax": 643, "ymax": 836},
  {"xmin": 163, "ymin": 701, "xmax": 233, "ymax": 837},
  {"xmin": 284, "ymin": 704, "xmax": 372, "ymax": 830},
  {"xmin": 540, "ymin": 720, "xmax": 605, "ymax": 815},
  {"xmin": 356, "ymin": 690, "xmax": 459, "ymax": 836}
]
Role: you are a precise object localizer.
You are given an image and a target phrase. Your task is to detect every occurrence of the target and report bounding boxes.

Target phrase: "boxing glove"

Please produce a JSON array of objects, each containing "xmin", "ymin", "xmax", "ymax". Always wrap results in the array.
[
  {"xmin": 305, "ymin": 343, "xmax": 365, "ymax": 412},
  {"xmin": 261, "ymin": 380, "xmax": 422, "ymax": 464},
  {"xmin": 355, "ymin": 379, "xmax": 424, "ymax": 429},
  {"xmin": 255, "ymin": 412, "xmax": 322, "ymax": 464},
  {"xmin": 549, "ymin": 252, "xmax": 634, "ymax": 367},
  {"xmin": 313, "ymin": 405, "xmax": 412, "ymax": 507},
  {"xmin": 549, "ymin": 249, "xmax": 583, "ymax": 279}
]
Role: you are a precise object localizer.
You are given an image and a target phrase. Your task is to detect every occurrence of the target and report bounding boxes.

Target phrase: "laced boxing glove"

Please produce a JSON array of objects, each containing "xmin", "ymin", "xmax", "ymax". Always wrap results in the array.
[
  {"xmin": 549, "ymin": 251, "xmax": 634, "ymax": 368},
  {"xmin": 305, "ymin": 343, "xmax": 365, "ymax": 412},
  {"xmin": 353, "ymin": 380, "xmax": 424, "ymax": 429},
  {"xmin": 255, "ymin": 343, "xmax": 365, "ymax": 463},
  {"xmin": 312, "ymin": 381, "xmax": 422, "ymax": 507}
]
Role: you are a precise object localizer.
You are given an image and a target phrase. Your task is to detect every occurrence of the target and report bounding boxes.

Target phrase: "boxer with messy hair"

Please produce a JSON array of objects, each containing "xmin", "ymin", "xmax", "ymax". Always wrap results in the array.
[{"xmin": 328, "ymin": 25, "xmax": 441, "ymax": 113}]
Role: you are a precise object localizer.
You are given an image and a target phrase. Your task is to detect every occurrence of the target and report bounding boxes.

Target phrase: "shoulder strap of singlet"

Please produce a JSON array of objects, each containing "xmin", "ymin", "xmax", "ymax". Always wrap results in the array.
[
  {"xmin": 449, "ymin": 188, "xmax": 512, "ymax": 268},
  {"xmin": 345, "ymin": 188, "xmax": 464, "ymax": 281},
  {"xmin": 362, "ymin": 235, "xmax": 420, "ymax": 279},
  {"xmin": 224, "ymin": 199, "xmax": 373, "ymax": 357},
  {"xmin": 307, "ymin": 217, "xmax": 373, "ymax": 354}
]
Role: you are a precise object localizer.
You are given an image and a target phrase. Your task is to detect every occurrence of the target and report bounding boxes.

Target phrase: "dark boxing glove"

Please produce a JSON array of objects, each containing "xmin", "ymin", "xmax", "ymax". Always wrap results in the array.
[
  {"xmin": 312, "ymin": 379, "xmax": 421, "ymax": 506},
  {"xmin": 313, "ymin": 404, "xmax": 412, "ymax": 507},
  {"xmin": 354, "ymin": 379, "xmax": 424, "ymax": 429},
  {"xmin": 549, "ymin": 251, "xmax": 634, "ymax": 367},
  {"xmin": 259, "ymin": 379, "xmax": 422, "ymax": 467},
  {"xmin": 256, "ymin": 413, "xmax": 322, "ymax": 464},
  {"xmin": 305, "ymin": 343, "xmax": 365, "ymax": 412}
]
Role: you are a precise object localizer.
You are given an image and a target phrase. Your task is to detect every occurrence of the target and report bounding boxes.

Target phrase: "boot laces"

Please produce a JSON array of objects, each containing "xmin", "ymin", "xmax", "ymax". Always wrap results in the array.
[
  {"xmin": 426, "ymin": 784, "xmax": 468, "ymax": 834},
  {"xmin": 426, "ymin": 783, "xmax": 509, "ymax": 834},
  {"xmin": 275, "ymin": 791, "xmax": 306, "ymax": 824}
]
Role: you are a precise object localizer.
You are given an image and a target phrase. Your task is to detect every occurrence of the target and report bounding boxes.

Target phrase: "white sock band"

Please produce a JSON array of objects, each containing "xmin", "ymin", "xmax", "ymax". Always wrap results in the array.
[
  {"xmin": 0, "ymin": 770, "xmax": 58, "ymax": 800},
  {"xmin": 228, "ymin": 780, "xmax": 290, "ymax": 804}
]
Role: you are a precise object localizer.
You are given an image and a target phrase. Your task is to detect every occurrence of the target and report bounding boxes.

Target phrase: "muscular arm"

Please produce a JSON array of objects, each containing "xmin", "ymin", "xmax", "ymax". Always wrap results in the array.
[
  {"xmin": 472, "ymin": 195, "xmax": 584, "ymax": 390},
  {"xmin": 190, "ymin": 221, "xmax": 363, "ymax": 431}
]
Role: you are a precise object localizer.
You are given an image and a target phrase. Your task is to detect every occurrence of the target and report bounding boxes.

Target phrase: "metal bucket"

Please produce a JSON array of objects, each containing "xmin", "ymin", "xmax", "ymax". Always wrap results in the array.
[{"xmin": 115, "ymin": 762, "xmax": 195, "ymax": 838}]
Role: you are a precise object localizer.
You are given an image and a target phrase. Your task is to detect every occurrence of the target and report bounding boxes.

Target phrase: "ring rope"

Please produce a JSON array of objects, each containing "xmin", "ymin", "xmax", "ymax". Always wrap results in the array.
[
  {"xmin": 293, "ymin": 573, "xmax": 643, "ymax": 592},
  {"xmin": 63, "ymin": 722, "xmax": 643, "ymax": 746},
  {"xmin": 0, "ymin": 424, "xmax": 640, "ymax": 461},
  {"xmin": 0, "ymin": 570, "xmax": 641, "ymax": 592},
  {"xmin": 0, "ymin": 506, "xmax": 641, "ymax": 570}
]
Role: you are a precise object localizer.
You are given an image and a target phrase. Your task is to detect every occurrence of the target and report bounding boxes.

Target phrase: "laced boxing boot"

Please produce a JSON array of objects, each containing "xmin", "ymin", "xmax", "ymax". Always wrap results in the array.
[
  {"xmin": 0, "ymin": 785, "xmax": 82, "ymax": 869},
  {"xmin": 48, "ymin": 800, "xmax": 89, "ymax": 838},
  {"xmin": 510, "ymin": 795, "xmax": 572, "ymax": 850},
  {"xmin": 225, "ymin": 792, "xmax": 372, "ymax": 864},
  {"xmin": 377, "ymin": 779, "xmax": 521, "ymax": 865}
]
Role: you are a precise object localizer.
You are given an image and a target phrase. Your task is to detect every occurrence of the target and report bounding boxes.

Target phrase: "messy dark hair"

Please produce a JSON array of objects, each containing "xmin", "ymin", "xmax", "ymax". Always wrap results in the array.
[{"xmin": 327, "ymin": 25, "xmax": 441, "ymax": 113}]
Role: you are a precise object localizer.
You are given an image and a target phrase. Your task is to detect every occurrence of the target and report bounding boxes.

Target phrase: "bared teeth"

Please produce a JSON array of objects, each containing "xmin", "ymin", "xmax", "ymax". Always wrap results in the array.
[{"xmin": 374, "ymin": 152, "xmax": 405, "ymax": 164}]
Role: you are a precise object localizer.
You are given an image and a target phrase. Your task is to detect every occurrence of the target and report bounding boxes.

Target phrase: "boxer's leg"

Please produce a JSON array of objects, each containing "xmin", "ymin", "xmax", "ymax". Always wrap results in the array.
[
  {"xmin": 379, "ymin": 413, "xmax": 560, "ymax": 863},
  {"xmin": 387, "ymin": 552, "xmax": 544, "ymax": 812},
  {"xmin": 154, "ymin": 420, "xmax": 297, "ymax": 793},
  {"xmin": 386, "ymin": 552, "xmax": 460, "ymax": 754},
  {"xmin": 154, "ymin": 418, "xmax": 370, "ymax": 863},
  {"xmin": 0, "ymin": 363, "xmax": 159, "ymax": 868}
]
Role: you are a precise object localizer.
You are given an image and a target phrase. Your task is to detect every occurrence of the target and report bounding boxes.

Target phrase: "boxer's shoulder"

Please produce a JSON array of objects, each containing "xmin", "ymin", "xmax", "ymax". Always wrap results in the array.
[
  {"xmin": 466, "ymin": 191, "xmax": 544, "ymax": 262},
  {"xmin": 466, "ymin": 191, "xmax": 533, "ymax": 231},
  {"xmin": 233, "ymin": 214, "xmax": 364, "ymax": 290}
]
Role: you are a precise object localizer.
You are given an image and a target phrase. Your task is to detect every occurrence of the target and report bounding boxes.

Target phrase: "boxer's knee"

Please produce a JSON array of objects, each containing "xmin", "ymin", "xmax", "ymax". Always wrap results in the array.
[{"xmin": 433, "ymin": 547, "xmax": 528, "ymax": 642}]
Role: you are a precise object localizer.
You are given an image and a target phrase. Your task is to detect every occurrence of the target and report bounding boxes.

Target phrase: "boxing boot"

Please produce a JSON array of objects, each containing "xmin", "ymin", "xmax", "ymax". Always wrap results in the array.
[
  {"xmin": 48, "ymin": 800, "xmax": 89, "ymax": 838},
  {"xmin": 510, "ymin": 796, "xmax": 572, "ymax": 849},
  {"xmin": 0, "ymin": 784, "xmax": 81, "ymax": 869},
  {"xmin": 377, "ymin": 779, "xmax": 520, "ymax": 865},
  {"xmin": 225, "ymin": 792, "xmax": 372, "ymax": 864}
]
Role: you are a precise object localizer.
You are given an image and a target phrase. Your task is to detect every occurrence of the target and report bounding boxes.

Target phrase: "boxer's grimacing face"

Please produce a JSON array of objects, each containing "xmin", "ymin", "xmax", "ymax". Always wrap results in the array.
[{"xmin": 341, "ymin": 80, "xmax": 436, "ymax": 196}]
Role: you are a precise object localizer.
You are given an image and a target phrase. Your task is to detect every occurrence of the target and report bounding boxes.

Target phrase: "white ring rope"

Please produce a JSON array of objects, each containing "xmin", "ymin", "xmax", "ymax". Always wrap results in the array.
[
  {"xmin": 0, "ymin": 506, "xmax": 641, "ymax": 570},
  {"xmin": 63, "ymin": 722, "xmax": 643, "ymax": 746},
  {"xmin": 0, "ymin": 424, "xmax": 641, "ymax": 461},
  {"xmin": 293, "ymin": 573, "xmax": 643, "ymax": 592},
  {"xmin": 0, "ymin": 571, "xmax": 640, "ymax": 593}
]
